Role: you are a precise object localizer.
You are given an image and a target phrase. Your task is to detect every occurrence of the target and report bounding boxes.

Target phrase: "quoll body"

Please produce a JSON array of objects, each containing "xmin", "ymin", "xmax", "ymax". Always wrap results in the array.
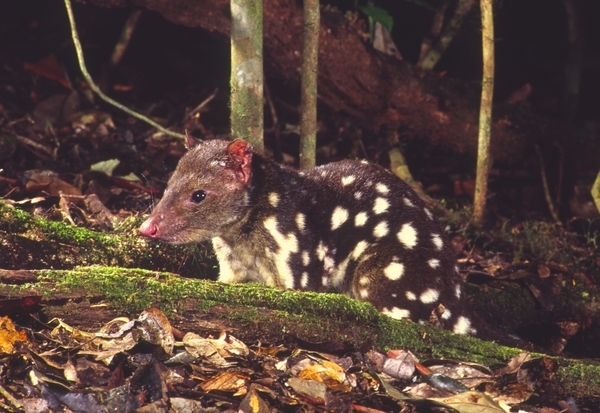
[{"xmin": 139, "ymin": 138, "xmax": 475, "ymax": 335}]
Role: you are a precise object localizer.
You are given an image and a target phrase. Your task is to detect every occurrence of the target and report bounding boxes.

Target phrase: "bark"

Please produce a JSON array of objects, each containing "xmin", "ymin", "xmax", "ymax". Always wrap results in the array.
[
  {"xmin": 230, "ymin": 0, "xmax": 264, "ymax": 151},
  {"xmin": 473, "ymin": 0, "xmax": 495, "ymax": 227},
  {"xmin": 298, "ymin": 0, "xmax": 319, "ymax": 169}
]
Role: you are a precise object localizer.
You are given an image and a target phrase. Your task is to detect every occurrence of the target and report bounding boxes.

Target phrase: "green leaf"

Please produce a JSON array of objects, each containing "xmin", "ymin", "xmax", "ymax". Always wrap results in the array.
[
  {"xmin": 359, "ymin": 5, "xmax": 394, "ymax": 34},
  {"xmin": 90, "ymin": 159, "xmax": 120, "ymax": 176}
]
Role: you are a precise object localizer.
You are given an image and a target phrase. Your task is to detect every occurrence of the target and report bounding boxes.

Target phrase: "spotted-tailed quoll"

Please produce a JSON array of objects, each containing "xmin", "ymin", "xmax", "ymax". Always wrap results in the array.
[{"xmin": 139, "ymin": 137, "xmax": 476, "ymax": 335}]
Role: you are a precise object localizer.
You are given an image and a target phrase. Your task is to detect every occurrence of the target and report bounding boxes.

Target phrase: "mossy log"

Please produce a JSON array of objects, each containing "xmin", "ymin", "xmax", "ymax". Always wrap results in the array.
[
  {"xmin": 0, "ymin": 202, "xmax": 217, "ymax": 278},
  {"xmin": 2, "ymin": 202, "xmax": 600, "ymax": 402},
  {"xmin": 0, "ymin": 265, "xmax": 599, "ymax": 403},
  {"xmin": 2, "ymin": 202, "xmax": 599, "ymax": 338}
]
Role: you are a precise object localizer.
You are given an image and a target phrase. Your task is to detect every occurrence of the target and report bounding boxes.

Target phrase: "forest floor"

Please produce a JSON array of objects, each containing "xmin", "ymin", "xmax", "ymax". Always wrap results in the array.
[{"xmin": 1, "ymin": 5, "xmax": 599, "ymax": 412}]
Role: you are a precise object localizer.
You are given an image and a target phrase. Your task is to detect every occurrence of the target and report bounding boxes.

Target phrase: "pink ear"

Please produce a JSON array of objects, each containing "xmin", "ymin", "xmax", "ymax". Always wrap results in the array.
[
  {"xmin": 185, "ymin": 130, "xmax": 199, "ymax": 150},
  {"xmin": 226, "ymin": 139, "xmax": 253, "ymax": 184}
]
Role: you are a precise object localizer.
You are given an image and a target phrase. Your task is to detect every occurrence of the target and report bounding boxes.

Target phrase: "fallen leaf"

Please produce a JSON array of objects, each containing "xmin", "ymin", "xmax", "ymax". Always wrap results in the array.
[
  {"xmin": 24, "ymin": 55, "xmax": 72, "ymax": 89},
  {"xmin": 0, "ymin": 316, "xmax": 30, "ymax": 353},
  {"xmin": 200, "ymin": 371, "xmax": 249, "ymax": 395}
]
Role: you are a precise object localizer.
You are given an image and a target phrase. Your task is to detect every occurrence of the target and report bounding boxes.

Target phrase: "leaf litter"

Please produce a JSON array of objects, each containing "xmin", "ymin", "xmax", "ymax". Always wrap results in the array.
[{"xmin": 0, "ymin": 309, "xmax": 573, "ymax": 413}]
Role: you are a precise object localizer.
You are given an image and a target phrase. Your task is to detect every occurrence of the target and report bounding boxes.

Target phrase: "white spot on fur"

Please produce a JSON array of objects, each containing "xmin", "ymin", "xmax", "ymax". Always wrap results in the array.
[
  {"xmin": 322, "ymin": 276, "xmax": 329, "ymax": 287},
  {"xmin": 331, "ymin": 206, "xmax": 349, "ymax": 230},
  {"xmin": 213, "ymin": 238, "xmax": 276, "ymax": 287},
  {"xmin": 263, "ymin": 216, "xmax": 298, "ymax": 289},
  {"xmin": 406, "ymin": 291, "xmax": 417, "ymax": 300},
  {"xmin": 376, "ymin": 183, "xmax": 389, "ymax": 194},
  {"xmin": 455, "ymin": 265, "xmax": 460, "ymax": 273},
  {"xmin": 360, "ymin": 159, "xmax": 369, "ymax": 164},
  {"xmin": 212, "ymin": 237, "xmax": 235, "ymax": 283},
  {"xmin": 373, "ymin": 197, "xmax": 390, "ymax": 214},
  {"xmin": 391, "ymin": 293, "xmax": 397, "ymax": 298},
  {"xmin": 382, "ymin": 307, "xmax": 411, "ymax": 320},
  {"xmin": 295, "ymin": 213, "xmax": 305, "ymax": 232},
  {"xmin": 354, "ymin": 191, "xmax": 363, "ymax": 200},
  {"xmin": 373, "ymin": 221, "xmax": 389, "ymax": 238},
  {"xmin": 453, "ymin": 316, "xmax": 475, "ymax": 335},
  {"xmin": 302, "ymin": 251, "xmax": 310, "ymax": 267},
  {"xmin": 212, "ymin": 236, "xmax": 231, "ymax": 255},
  {"xmin": 455, "ymin": 285, "xmax": 462, "ymax": 299},
  {"xmin": 352, "ymin": 241, "xmax": 369, "ymax": 259},
  {"xmin": 420, "ymin": 288, "xmax": 440, "ymax": 304},
  {"xmin": 268, "ymin": 192, "xmax": 280, "ymax": 208},
  {"xmin": 428, "ymin": 259, "xmax": 440, "ymax": 269},
  {"xmin": 359, "ymin": 289, "xmax": 369, "ymax": 298},
  {"xmin": 441, "ymin": 309, "xmax": 452, "ymax": 320},
  {"xmin": 384, "ymin": 262, "xmax": 404, "ymax": 281},
  {"xmin": 432, "ymin": 234, "xmax": 443, "ymax": 250},
  {"xmin": 342, "ymin": 175, "xmax": 356, "ymax": 186},
  {"xmin": 403, "ymin": 197, "xmax": 415, "ymax": 207},
  {"xmin": 300, "ymin": 272, "xmax": 309, "ymax": 288},
  {"xmin": 316, "ymin": 241, "xmax": 327, "ymax": 261},
  {"xmin": 331, "ymin": 241, "xmax": 369, "ymax": 289},
  {"xmin": 359, "ymin": 276, "xmax": 370, "ymax": 285},
  {"xmin": 355, "ymin": 211, "xmax": 368, "ymax": 227},
  {"xmin": 397, "ymin": 223, "xmax": 418, "ymax": 248},
  {"xmin": 324, "ymin": 255, "xmax": 335, "ymax": 272},
  {"xmin": 424, "ymin": 207, "xmax": 433, "ymax": 219},
  {"xmin": 331, "ymin": 260, "xmax": 349, "ymax": 288}
]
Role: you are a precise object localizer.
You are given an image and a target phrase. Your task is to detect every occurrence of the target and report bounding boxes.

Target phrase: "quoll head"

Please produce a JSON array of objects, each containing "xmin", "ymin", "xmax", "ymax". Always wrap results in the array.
[{"xmin": 139, "ymin": 136, "xmax": 254, "ymax": 244}]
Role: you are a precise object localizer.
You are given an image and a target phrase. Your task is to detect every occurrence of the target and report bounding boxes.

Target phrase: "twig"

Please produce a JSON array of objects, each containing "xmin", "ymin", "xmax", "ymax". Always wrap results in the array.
[
  {"xmin": 110, "ymin": 9, "xmax": 143, "ymax": 68},
  {"xmin": 535, "ymin": 144, "xmax": 562, "ymax": 226},
  {"xmin": 417, "ymin": 0, "xmax": 449, "ymax": 66},
  {"xmin": 561, "ymin": 0, "xmax": 584, "ymax": 121},
  {"xmin": 15, "ymin": 134, "xmax": 57, "ymax": 161},
  {"xmin": 0, "ymin": 383, "xmax": 23, "ymax": 411},
  {"xmin": 63, "ymin": 0, "xmax": 185, "ymax": 140},
  {"xmin": 418, "ymin": 0, "xmax": 476, "ymax": 71},
  {"xmin": 388, "ymin": 147, "xmax": 449, "ymax": 216},
  {"xmin": 553, "ymin": 139, "xmax": 564, "ymax": 207},
  {"xmin": 591, "ymin": 170, "xmax": 600, "ymax": 215},
  {"xmin": 184, "ymin": 88, "xmax": 219, "ymax": 121},
  {"xmin": 264, "ymin": 81, "xmax": 282, "ymax": 161}
]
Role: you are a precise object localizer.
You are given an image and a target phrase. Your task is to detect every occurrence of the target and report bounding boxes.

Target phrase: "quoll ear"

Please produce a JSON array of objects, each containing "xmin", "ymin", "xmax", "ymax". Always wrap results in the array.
[
  {"xmin": 184, "ymin": 130, "xmax": 200, "ymax": 150},
  {"xmin": 226, "ymin": 139, "xmax": 253, "ymax": 185}
]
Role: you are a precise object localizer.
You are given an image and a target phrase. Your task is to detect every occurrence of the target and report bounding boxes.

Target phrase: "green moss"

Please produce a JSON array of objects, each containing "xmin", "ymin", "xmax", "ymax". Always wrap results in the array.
[
  {"xmin": 0, "ymin": 203, "xmax": 216, "ymax": 277},
  {"xmin": 29, "ymin": 266, "xmax": 521, "ymax": 365},
  {"xmin": 555, "ymin": 361, "xmax": 600, "ymax": 398},
  {"xmin": 16, "ymin": 265, "xmax": 600, "ymax": 405}
]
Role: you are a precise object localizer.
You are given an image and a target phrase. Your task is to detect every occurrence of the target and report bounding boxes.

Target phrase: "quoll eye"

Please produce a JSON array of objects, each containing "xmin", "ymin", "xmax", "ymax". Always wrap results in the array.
[{"xmin": 191, "ymin": 190, "xmax": 206, "ymax": 203}]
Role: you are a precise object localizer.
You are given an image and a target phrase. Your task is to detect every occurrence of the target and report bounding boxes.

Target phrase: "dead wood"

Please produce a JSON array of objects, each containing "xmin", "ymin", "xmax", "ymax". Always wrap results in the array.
[{"xmin": 0, "ymin": 202, "xmax": 216, "ymax": 277}]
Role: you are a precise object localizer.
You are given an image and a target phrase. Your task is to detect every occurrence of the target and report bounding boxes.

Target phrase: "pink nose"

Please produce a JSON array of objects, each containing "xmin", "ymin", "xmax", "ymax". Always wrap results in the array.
[{"xmin": 139, "ymin": 219, "xmax": 159, "ymax": 238}]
